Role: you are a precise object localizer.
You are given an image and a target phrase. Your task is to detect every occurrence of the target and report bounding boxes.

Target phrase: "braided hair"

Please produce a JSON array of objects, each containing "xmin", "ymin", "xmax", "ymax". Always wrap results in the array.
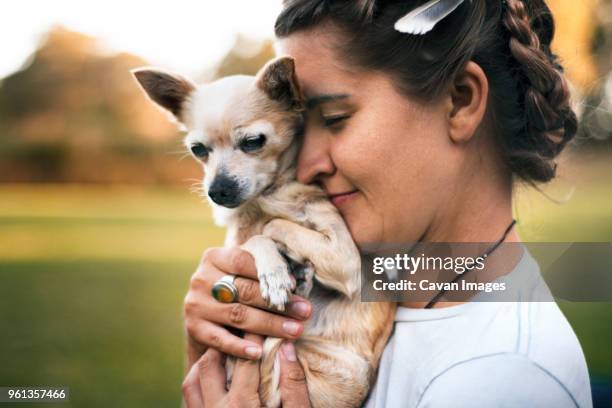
[
  {"xmin": 275, "ymin": 0, "xmax": 578, "ymax": 183},
  {"xmin": 502, "ymin": 0, "xmax": 577, "ymax": 181}
]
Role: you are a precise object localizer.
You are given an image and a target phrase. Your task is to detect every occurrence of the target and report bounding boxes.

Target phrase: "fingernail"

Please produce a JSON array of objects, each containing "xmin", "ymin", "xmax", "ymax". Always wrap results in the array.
[
  {"xmin": 245, "ymin": 345, "xmax": 261, "ymax": 359},
  {"xmin": 281, "ymin": 342, "xmax": 297, "ymax": 362},
  {"xmin": 282, "ymin": 321, "xmax": 302, "ymax": 336},
  {"xmin": 288, "ymin": 301, "xmax": 311, "ymax": 318}
]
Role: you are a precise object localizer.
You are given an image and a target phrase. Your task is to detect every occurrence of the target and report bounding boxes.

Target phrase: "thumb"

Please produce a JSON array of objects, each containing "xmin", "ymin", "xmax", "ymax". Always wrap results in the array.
[{"xmin": 279, "ymin": 342, "xmax": 311, "ymax": 407}]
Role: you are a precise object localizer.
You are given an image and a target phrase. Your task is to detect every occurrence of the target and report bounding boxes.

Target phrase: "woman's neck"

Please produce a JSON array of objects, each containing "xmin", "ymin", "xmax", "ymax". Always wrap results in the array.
[{"xmin": 401, "ymin": 164, "xmax": 521, "ymax": 309}]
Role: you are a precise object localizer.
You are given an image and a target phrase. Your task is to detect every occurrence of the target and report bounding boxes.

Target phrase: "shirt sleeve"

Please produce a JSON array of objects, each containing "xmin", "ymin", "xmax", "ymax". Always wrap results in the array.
[{"xmin": 416, "ymin": 354, "xmax": 580, "ymax": 408}]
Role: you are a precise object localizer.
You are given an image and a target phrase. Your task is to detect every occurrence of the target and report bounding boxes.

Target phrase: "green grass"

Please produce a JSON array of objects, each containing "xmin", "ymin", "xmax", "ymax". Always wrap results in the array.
[
  {"xmin": 0, "ymin": 260, "xmax": 193, "ymax": 407},
  {"xmin": 0, "ymin": 153, "xmax": 611, "ymax": 406},
  {"xmin": 0, "ymin": 185, "xmax": 225, "ymax": 407}
]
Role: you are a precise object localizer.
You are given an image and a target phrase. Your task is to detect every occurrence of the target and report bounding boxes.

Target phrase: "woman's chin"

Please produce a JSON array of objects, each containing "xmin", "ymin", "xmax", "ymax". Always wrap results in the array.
[
  {"xmin": 336, "ymin": 193, "xmax": 385, "ymax": 250},
  {"xmin": 345, "ymin": 217, "xmax": 383, "ymax": 252}
]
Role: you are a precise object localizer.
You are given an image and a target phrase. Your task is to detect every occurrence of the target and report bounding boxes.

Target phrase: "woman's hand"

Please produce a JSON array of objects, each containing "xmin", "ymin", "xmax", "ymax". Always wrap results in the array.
[
  {"xmin": 182, "ymin": 334, "xmax": 312, "ymax": 407},
  {"xmin": 184, "ymin": 247, "xmax": 313, "ymax": 364}
]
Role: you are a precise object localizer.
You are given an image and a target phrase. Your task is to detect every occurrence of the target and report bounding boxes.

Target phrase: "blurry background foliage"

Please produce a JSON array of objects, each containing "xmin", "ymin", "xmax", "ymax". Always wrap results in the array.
[
  {"xmin": 0, "ymin": 30, "xmax": 277, "ymax": 184},
  {"xmin": 0, "ymin": 1, "xmax": 611, "ymax": 183},
  {"xmin": 0, "ymin": 0, "xmax": 611, "ymax": 407}
]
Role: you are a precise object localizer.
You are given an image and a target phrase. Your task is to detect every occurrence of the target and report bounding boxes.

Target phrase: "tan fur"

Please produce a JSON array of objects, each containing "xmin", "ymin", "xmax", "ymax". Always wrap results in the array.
[
  {"xmin": 133, "ymin": 57, "xmax": 396, "ymax": 408},
  {"xmin": 233, "ymin": 182, "xmax": 396, "ymax": 408}
]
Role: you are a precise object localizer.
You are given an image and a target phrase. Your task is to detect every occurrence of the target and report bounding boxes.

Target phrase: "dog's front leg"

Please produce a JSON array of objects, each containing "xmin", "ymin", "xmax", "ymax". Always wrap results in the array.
[
  {"xmin": 240, "ymin": 235, "xmax": 295, "ymax": 311},
  {"xmin": 263, "ymin": 218, "xmax": 360, "ymax": 298}
]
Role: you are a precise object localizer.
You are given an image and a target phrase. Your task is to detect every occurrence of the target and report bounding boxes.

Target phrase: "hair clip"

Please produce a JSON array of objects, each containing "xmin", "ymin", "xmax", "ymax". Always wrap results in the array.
[{"xmin": 394, "ymin": 0, "xmax": 471, "ymax": 35}]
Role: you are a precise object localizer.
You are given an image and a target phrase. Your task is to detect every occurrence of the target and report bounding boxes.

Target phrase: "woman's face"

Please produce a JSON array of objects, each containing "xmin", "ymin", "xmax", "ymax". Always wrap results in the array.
[{"xmin": 277, "ymin": 28, "xmax": 466, "ymax": 248}]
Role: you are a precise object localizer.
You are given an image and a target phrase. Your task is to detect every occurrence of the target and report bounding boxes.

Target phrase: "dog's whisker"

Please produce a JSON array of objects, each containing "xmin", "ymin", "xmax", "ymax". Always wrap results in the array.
[
  {"xmin": 166, "ymin": 149, "xmax": 193, "ymax": 161},
  {"xmin": 189, "ymin": 184, "xmax": 205, "ymax": 193},
  {"xmin": 185, "ymin": 179, "xmax": 207, "ymax": 198},
  {"xmin": 166, "ymin": 149, "xmax": 187, "ymax": 155}
]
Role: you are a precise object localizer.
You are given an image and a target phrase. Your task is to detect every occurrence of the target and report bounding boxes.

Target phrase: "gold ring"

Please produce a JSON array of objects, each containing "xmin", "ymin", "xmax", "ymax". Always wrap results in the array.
[{"xmin": 211, "ymin": 275, "xmax": 238, "ymax": 303}]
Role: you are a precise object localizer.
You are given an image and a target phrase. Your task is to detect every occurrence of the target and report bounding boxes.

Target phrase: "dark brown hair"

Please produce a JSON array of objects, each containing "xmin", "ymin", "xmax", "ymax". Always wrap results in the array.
[{"xmin": 275, "ymin": 0, "xmax": 578, "ymax": 183}]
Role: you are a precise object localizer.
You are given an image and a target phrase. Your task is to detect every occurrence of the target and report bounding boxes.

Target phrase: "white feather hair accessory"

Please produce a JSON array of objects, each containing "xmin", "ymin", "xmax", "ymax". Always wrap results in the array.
[{"xmin": 394, "ymin": 0, "xmax": 471, "ymax": 35}]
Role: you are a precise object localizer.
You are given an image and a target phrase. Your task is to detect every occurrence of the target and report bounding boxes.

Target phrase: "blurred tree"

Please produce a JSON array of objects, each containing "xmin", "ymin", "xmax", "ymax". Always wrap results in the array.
[
  {"xmin": 0, "ymin": 3, "xmax": 610, "ymax": 184},
  {"xmin": 213, "ymin": 34, "xmax": 275, "ymax": 78},
  {"xmin": 549, "ymin": 0, "xmax": 599, "ymax": 90},
  {"xmin": 0, "ymin": 26, "xmax": 193, "ymax": 183},
  {"xmin": 578, "ymin": 0, "xmax": 612, "ymax": 142},
  {"xmin": 0, "ymin": 26, "xmax": 177, "ymax": 142}
]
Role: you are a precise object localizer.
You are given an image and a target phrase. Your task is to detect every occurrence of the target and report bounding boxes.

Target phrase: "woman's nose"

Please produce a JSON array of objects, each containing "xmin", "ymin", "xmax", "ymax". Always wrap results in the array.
[{"xmin": 296, "ymin": 130, "xmax": 335, "ymax": 184}]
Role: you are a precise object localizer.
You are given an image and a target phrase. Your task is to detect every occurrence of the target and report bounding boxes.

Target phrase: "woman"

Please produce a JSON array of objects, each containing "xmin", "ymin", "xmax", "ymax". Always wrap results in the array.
[{"xmin": 182, "ymin": 0, "xmax": 592, "ymax": 406}]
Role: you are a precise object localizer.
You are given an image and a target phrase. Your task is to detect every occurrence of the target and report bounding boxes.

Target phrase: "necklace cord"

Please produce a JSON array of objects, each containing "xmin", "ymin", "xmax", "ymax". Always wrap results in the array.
[{"xmin": 424, "ymin": 219, "xmax": 517, "ymax": 309}]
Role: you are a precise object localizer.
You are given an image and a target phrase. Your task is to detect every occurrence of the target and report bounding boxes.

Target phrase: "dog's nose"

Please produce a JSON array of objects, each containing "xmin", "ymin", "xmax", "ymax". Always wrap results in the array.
[{"xmin": 208, "ymin": 175, "xmax": 241, "ymax": 208}]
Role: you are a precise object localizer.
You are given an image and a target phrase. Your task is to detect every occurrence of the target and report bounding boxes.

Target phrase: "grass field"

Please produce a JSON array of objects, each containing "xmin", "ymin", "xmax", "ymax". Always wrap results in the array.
[
  {"xmin": 0, "ymin": 185, "xmax": 226, "ymax": 407},
  {"xmin": 0, "ymin": 152, "xmax": 611, "ymax": 406}
]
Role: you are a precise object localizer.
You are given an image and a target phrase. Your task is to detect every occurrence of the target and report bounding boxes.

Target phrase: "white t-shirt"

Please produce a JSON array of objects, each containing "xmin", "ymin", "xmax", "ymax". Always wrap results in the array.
[{"xmin": 363, "ymin": 250, "xmax": 592, "ymax": 408}]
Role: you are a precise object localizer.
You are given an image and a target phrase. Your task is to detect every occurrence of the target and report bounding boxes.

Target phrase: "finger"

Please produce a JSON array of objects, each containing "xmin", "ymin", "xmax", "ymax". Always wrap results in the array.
[
  {"xmin": 231, "ymin": 334, "xmax": 264, "ymax": 393},
  {"xmin": 187, "ymin": 319, "xmax": 263, "ymax": 360},
  {"xmin": 206, "ymin": 302, "xmax": 305, "ymax": 340},
  {"xmin": 193, "ymin": 253, "xmax": 313, "ymax": 320},
  {"xmin": 187, "ymin": 335, "xmax": 207, "ymax": 369},
  {"xmin": 233, "ymin": 276, "xmax": 276, "ymax": 310},
  {"xmin": 198, "ymin": 348, "xmax": 227, "ymax": 406},
  {"xmin": 234, "ymin": 276, "xmax": 313, "ymax": 320},
  {"xmin": 285, "ymin": 295, "xmax": 313, "ymax": 320},
  {"xmin": 204, "ymin": 247, "xmax": 258, "ymax": 280},
  {"xmin": 182, "ymin": 363, "xmax": 204, "ymax": 408},
  {"xmin": 279, "ymin": 342, "xmax": 311, "ymax": 407}
]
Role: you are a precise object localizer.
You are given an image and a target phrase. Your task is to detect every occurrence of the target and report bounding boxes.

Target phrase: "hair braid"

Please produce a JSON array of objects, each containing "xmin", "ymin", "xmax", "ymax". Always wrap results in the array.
[{"xmin": 502, "ymin": 0, "xmax": 578, "ymax": 182}]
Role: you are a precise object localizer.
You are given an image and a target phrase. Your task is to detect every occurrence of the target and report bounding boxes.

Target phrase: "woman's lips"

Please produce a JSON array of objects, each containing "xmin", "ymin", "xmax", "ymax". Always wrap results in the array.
[{"xmin": 328, "ymin": 190, "xmax": 358, "ymax": 207}]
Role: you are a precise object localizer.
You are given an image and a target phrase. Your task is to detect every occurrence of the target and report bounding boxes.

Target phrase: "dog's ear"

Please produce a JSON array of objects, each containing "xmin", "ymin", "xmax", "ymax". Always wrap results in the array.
[
  {"xmin": 131, "ymin": 67, "xmax": 196, "ymax": 123},
  {"xmin": 256, "ymin": 57, "xmax": 303, "ymax": 110}
]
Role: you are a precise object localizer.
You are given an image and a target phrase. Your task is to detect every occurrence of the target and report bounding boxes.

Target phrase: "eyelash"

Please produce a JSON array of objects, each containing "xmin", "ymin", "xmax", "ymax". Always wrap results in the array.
[{"xmin": 323, "ymin": 115, "xmax": 351, "ymax": 128}]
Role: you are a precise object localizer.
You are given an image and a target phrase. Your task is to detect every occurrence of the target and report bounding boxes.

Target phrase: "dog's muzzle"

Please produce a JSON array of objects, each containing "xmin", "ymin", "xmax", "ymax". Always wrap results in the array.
[{"xmin": 208, "ymin": 175, "xmax": 242, "ymax": 208}]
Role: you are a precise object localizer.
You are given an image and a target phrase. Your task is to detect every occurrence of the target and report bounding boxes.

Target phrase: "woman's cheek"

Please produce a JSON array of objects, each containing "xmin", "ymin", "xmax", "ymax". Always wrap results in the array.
[
  {"xmin": 346, "ymin": 147, "xmax": 435, "ymax": 244},
  {"xmin": 331, "ymin": 133, "xmax": 398, "ymax": 244}
]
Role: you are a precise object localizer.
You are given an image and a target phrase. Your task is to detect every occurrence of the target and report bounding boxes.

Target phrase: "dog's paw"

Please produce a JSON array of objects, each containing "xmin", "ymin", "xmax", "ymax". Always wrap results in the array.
[{"xmin": 259, "ymin": 263, "xmax": 295, "ymax": 311}]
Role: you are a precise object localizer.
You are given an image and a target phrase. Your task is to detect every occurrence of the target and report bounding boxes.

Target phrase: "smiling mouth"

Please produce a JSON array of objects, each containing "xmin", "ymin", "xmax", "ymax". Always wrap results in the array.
[{"xmin": 328, "ymin": 190, "xmax": 358, "ymax": 207}]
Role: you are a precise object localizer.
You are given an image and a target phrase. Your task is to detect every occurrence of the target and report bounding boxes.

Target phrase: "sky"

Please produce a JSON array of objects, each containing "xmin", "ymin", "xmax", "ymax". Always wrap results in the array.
[{"xmin": 0, "ymin": 0, "xmax": 283, "ymax": 79}]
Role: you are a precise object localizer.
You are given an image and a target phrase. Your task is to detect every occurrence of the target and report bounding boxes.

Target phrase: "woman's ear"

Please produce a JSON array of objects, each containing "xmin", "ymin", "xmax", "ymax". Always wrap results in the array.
[{"xmin": 446, "ymin": 61, "xmax": 489, "ymax": 144}]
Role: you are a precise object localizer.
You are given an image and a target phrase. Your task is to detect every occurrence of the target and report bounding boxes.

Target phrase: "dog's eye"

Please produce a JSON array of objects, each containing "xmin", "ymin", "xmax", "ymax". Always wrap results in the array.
[
  {"xmin": 240, "ymin": 134, "xmax": 267, "ymax": 153},
  {"xmin": 190, "ymin": 143, "xmax": 209, "ymax": 158}
]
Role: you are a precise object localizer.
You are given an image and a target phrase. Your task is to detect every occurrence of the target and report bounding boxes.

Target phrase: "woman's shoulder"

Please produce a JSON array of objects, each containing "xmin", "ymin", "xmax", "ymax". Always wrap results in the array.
[
  {"xmin": 379, "ymin": 301, "xmax": 592, "ymax": 408},
  {"xmin": 417, "ymin": 351, "xmax": 591, "ymax": 408},
  {"xmin": 369, "ymin": 250, "xmax": 592, "ymax": 408},
  {"xmin": 428, "ymin": 301, "xmax": 591, "ymax": 407}
]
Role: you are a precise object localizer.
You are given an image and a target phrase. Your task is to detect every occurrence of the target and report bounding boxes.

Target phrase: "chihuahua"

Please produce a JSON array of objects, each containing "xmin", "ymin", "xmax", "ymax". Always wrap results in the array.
[{"xmin": 133, "ymin": 57, "xmax": 395, "ymax": 408}]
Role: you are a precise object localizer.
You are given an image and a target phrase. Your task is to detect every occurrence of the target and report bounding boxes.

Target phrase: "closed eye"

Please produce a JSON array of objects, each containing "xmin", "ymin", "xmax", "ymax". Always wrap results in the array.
[
  {"xmin": 323, "ymin": 114, "xmax": 351, "ymax": 128},
  {"xmin": 239, "ymin": 133, "xmax": 267, "ymax": 153}
]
